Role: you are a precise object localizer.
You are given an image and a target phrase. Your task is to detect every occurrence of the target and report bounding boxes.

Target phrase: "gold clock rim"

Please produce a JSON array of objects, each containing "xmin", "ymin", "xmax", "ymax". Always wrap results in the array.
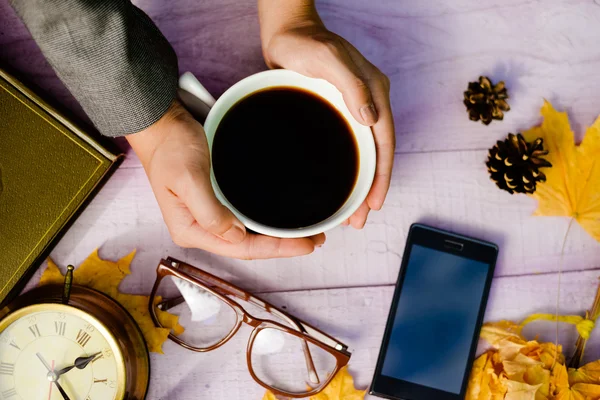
[{"xmin": 0, "ymin": 303, "xmax": 127, "ymax": 400}]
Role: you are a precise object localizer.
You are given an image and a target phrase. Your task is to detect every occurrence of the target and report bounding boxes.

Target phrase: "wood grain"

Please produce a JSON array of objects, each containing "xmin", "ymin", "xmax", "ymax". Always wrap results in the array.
[
  {"xmin": 33, "ymin": 149, "xmax": 599, "ymax": 296},
  {"xmin": 3, "ymin": 0, "xmax": 600, "ymax": 397},
  {"xmin": 145, "ymin": 269, "xmax": 600, "ymax": 400},
  {"xmin": 3, "ymin": 0, "xmax": 600, "ymax": 153}
]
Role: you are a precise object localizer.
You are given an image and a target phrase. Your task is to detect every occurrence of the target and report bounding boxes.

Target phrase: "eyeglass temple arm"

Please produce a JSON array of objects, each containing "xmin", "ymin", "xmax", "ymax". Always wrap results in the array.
[{"xmin": 157, "ymin": 296, "xmax": 186, "ymax": 311}]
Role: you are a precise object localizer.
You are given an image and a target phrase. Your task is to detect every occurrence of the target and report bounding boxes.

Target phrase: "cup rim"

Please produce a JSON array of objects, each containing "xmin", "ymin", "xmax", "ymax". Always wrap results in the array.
[{"xmin": 203, "ymin": 70, "xmax": 376, "ymax": 238}]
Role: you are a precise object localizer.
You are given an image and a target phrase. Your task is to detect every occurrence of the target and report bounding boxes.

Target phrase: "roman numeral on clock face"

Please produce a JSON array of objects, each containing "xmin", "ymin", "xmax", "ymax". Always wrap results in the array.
[
  {"xmin": 55, "ymin": 321, "xmax": 67, "ymax": 336},
  {"xmin": 29, "ymin": 324, "xmax": 41, "ymax": 338},
  {"xmin": 0, "ymin": 362, "xmax": 14, "ymax": 376},
  {"xmin": 8, "ymin": 339, "xmax": 19, "ymax": 351},
  {"xmin": 1, "ymin": 388, "xmax": 16, "ymax": 397},
  {"xmin": 76, "ymin": 329, "xmax": 92, "ymax": 347}
]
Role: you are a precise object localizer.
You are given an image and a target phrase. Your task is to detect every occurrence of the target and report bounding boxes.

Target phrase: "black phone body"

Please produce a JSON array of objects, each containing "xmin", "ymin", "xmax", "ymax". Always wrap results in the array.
[{"xmin": 369, "ymin": 224, "xmax": 498, "ymax": 400}]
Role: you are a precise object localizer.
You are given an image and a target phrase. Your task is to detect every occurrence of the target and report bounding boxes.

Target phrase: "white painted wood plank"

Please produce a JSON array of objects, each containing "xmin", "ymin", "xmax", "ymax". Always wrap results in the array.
[
  {"xmin": 319, "ymin": 0, "xmax": 600, "ymax": 153},
  {"xmin": 42, "ymin": 149, "xmax": 600, "ymax": 294},
  {"xmin": 3, "ymin": 0, "xmax": 600, "ymax": 155},
  {"xmin": 143, "ymin": 269, "xmax": 600, "ymax": 400}
]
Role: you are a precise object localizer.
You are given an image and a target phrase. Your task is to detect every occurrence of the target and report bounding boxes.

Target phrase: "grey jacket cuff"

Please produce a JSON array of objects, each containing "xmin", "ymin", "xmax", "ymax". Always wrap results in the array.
[{"xmin": 10, "ymin": 0, "xmax": 178, "ymax": 137}]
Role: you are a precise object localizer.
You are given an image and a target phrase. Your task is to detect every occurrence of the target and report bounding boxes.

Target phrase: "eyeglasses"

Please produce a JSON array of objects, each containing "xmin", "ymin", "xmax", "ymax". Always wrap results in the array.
[{"xmin": 148, "ymin": 257, "xmax": 351, "ymax": 397}]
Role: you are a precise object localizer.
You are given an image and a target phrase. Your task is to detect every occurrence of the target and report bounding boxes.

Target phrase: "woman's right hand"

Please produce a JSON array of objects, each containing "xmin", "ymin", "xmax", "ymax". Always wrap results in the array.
[{"xmin": 127, "ymin": 100, "xmax": 325, "ymax": 259}]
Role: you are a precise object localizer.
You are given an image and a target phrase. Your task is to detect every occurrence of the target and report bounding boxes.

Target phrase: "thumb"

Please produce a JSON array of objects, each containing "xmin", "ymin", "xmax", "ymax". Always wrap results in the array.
[
  {"xmin": 309, "ymin": 39, "xmax": 378, "ymax": 126},
  {"xmin": 179, "ymin": 170, "xmax": 247, "ymax": 244}
]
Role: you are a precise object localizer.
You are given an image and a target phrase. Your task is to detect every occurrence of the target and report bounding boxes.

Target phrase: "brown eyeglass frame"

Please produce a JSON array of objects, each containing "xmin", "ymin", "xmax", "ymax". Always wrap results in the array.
[{"xmin": 148, "ymin": 257, "xmax": 351, "ymax": 398}]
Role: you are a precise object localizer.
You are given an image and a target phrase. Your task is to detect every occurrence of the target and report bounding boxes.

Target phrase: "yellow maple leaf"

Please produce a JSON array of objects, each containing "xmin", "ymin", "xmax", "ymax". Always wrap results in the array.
[
  {"xmin": 519, "ymin": 341, "xmax": 564, "ymax": 370},
  {"xmin": 466, "ymin": 352, "xmax": 490, "ymax": 400},
  {"xmin": 551, "ymin": 363, "xmax": 570, "ymax": 395},
  {"xmin": 262, "ymin": 391, "xmax": 278, "ymax": 400},
  {"xmin": 262, "ymin": 366, "xmax": 365, "ymax": 400},
  {"xmin": 310, "ymin": 366, "xmax": 365, "ymax": 400},
  {"xmin": 481, "ymin": 321, "xmax": 525, "ymax": 346},
  {"xmin": 550, "ymin": 362, "xmax": 600, "ymax": 400},
  {"xmin": 568, "ymin": 360, "xmax": 600, "ymax": 385},
  {"xmin": 554, "ymin": 389, "xmax": 584, "ymax": 400},
  {"xmin": 504, "ymin": 380, "xmax": 543, "ymax": 400},
  {"xmin": 503, "ymin": 354, "xmax": 543, "ymax": 380},
  {"xmin": 466, "ymin": 351, "xmax": 507, "ymax": 400},
  {"xmin": 522, "ymin": 100, "xmax": 600, "ymax": 242},
  {"xmin": 40, "ymin": 249, "xmax": 184, "ymax": 353}
]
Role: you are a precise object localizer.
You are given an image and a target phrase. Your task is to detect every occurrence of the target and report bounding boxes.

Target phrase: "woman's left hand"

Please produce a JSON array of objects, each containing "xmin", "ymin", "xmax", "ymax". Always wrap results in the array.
[{"xmin": 259, "ymin": 3, "xmax": 396, "ymax": 229}]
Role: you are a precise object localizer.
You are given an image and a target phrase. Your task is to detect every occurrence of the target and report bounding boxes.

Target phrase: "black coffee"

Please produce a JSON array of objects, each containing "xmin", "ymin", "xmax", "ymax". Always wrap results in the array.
[{"xmin": 212, "ymin": 87, "xmax": 358, "ymax": 229}]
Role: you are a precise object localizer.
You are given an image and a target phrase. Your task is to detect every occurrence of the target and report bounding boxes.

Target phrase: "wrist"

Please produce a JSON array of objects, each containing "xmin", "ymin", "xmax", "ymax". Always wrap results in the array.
[
  {"xmin": 258, "ymin": 0, "xmax": 323, "ymax": 56},
  {"xmin": 126, "ymin": 100, "xmax": 189, "ymax": 167}
]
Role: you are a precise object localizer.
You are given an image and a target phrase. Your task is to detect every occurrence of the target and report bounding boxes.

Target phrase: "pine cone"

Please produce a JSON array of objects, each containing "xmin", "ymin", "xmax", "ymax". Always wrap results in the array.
[
  {"xmin": 486, "ymin": 133, "xmax": 552, "ymax": 194},
  {"xmin": 464, "ymin": 76, "xmax": 510, "ymax": 125}
]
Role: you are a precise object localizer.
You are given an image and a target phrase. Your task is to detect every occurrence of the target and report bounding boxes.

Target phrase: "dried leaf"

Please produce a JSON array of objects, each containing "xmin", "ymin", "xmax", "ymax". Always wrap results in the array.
[
  {"xmin": 40, "ymin": 249, "xmax": 184, "ymax": 353},
  {"xmin": 522, "ymin": 100, "xmax": 600, "ymax": 242},
  {"xmin": 568, "ymin": 383, "xmax": 600, "ymax": 399},
  {"xmin": 551, "ymin": 362, "xmax": 600, "ymax": 400},
  {"xmin": 262, "ymin": 367, "xmax": 364, "ymax": 400},
  {"xmin": 504, "ymin": 381, "xmax": 543, "ymax": 400},
  {"xmin": 503, "ymin": 354, "xmax": 543, "ymax": 380},
  {"xmin": 551, "ymin": 363, "xmax": 570, "ymax": 395},
  {"xmin": 262, "ymin": 391, "xmax": 279, "ymax": 400},
  {"xmin": 554, "ymin": 389, "xmax": 584, "ymax": 400},
  {"xmin": 466, "ymin": 353, "xmax": 490, "ymax": 400},
  {"xmin": 568, "ymin": 360, "xmax": 600, "ymax": 385},
  {"xmin": 481, "ymin": 321, "xmax": 525, "ymax": 345},
  {"xmin": 38, "ymin": 258, "xmax": 64, "ymax": 286},
  {"xmin": 310, "ymin": 366, "xmax": 365, "ymax": 400},
  {"xmin": 466, "ymin": 351, "xmax": 507, "ymax": 400}
]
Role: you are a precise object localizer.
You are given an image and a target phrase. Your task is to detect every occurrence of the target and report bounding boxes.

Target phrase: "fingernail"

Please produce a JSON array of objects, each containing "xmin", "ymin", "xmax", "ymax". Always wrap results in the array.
[
  {"xmin": 360, "ymin": 103, "xmax": 378, "ymax": 125},
  {"xmin": 222, "ymin": 225, "xmax": 245, "ymax": 244}
]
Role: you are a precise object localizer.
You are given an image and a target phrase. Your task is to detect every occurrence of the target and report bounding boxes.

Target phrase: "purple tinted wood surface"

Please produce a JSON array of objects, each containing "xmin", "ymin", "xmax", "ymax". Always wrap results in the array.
[
  {"xmin": 4, "ymin": 0, "xmax": 600, "ymax": 152},
  {"xmin": 3, "ymin": 0, "xmax": 600, "ymax": 398}
]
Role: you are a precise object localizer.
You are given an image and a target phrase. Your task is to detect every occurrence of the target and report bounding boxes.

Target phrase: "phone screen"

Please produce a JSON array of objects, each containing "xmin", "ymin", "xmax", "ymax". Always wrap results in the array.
[{"xmin": 380, "ymin": 244, "xmax": 491, "ymax": 394}]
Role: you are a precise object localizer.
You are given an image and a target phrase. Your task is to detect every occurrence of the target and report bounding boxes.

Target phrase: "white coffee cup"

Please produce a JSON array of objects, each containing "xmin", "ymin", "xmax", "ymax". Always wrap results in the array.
[{"xmin": 179, "ymin": 70, "xmax": 376, "ymax": 239}]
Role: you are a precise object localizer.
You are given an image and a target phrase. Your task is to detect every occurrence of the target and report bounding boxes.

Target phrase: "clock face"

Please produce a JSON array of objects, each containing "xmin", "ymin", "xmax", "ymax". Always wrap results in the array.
[{"xmin": 0, "ymin": 304, "xmax": 126, "ymax": 400}]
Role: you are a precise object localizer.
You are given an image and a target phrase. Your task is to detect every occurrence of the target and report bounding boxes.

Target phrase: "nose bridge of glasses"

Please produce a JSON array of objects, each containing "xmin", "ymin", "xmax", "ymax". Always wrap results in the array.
[
  {"xmin": 242, "ymin": 312, "xmax": 262, "ymax": 327},
  {"xmin": 240, "ymin": 295, "xmax": 308, "ymax": 336}
]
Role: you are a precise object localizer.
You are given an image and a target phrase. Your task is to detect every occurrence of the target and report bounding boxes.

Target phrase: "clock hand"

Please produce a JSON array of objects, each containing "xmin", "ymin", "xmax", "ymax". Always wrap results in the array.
[
  {"xmin": 36, "ymin": 352, "xmax": 52, "ymax": 370},
  {"xmin": 47, "ymin": 360, "xmax": 55, "ymax": 400},
  {"xmin": 36, "ymin": 352, "xmax": 72, "ymax": 400},
  {"xmin": 54, "ymin": 352, "xmax": 102, "ymax": 377},
  {"xmin": 51, "ymin": 381, "xmax": 72, "ymax": 400}
]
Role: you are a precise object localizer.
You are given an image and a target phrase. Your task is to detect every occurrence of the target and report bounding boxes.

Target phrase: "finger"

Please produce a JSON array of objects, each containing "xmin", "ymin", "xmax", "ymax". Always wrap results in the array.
[
  {"xmin": 186, "ymin": 224, "xmax": 318, "ymax": 259},
  {"xmin": 366, "ymin": 78, "xmax": 395, "ymax": 211},
  {"xmin": 349, "ymin": 201, "xmax": 371, "ymax": 229},
  {"xmin": 305, "ymin": 38, "xmax": 378, "ymax": 126},
  {"xmin": 310, "ymin": 233, "xmax": 326, "ymax": 247},
  {"xmin": 177, "ymin": 169, "xmax": 246, "ymax": 244},
  {"xmin": 158, "ymin": 190, "xmax": 318, "ymax": 259},
  {"xmin": 342, "ymin": 218, "xmax": 350, "ymax": 226}
]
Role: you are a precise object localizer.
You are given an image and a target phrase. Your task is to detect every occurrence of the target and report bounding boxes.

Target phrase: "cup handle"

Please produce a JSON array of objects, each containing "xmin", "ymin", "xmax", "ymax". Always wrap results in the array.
[{"xmin": 177, "ymin": 71, "xmax": 216, "ymax": 122}]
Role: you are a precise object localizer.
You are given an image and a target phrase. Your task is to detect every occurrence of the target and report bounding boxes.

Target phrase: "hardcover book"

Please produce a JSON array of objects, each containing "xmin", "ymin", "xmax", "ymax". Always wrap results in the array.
[{"xmin": 0, "ymin": 68, "xmax": 122, "ymax": 305}]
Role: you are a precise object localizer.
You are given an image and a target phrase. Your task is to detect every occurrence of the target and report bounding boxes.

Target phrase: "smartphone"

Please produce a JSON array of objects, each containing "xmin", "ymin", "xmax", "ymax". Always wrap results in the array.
[{"xmin": 369, "ymin": 224, "xmax": 498, "ymax": 400}]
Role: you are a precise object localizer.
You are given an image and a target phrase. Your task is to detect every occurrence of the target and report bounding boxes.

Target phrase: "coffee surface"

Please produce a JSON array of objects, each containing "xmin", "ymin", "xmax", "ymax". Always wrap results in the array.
[{"xmin": 212, "ymin": 87, "xmax": 358, "ymax": 229}]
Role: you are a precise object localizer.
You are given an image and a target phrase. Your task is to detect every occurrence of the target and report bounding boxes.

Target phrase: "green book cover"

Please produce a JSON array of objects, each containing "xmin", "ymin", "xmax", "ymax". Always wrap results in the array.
[{"xmin": 0, "ymin": 69, "xmax": 122, "ymax": 305}]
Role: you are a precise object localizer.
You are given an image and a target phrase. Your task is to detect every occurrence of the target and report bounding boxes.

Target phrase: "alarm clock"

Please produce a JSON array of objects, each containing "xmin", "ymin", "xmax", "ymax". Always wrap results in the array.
[{"xmin": 0, "ymin": 266, "xmax": 149, "ymax": 399}]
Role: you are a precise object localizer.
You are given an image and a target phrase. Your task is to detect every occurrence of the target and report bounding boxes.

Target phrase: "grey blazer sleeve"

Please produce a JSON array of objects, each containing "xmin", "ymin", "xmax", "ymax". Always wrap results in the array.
[{"xmin": 9, "ymin": 0, "xmax": 178, "ymax": 137}]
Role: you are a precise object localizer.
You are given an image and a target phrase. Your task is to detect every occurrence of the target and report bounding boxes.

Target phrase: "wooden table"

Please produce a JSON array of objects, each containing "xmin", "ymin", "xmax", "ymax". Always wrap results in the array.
[{"xmin": 2, "ymin": 0, "xmax": 600, "ymax": 398}]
